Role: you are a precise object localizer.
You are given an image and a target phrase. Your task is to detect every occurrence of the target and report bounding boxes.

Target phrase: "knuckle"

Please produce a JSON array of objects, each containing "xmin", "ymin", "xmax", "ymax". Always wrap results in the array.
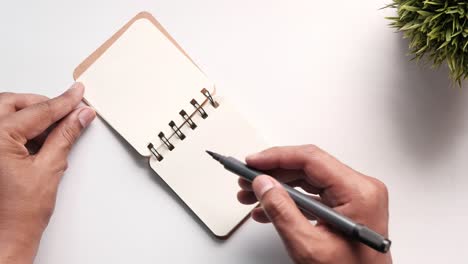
[
  {"xmin": 3, "ymin": 123, "xmax": 27, "ymax": 144},
  {"xmin": 374, "ymin": 178, "xmax": 388, "ymax": 195},
  {"xmin": 0, "ymin": 92, "xmax": 14, "ymax": 103},
  {"xmin": 302, "ymin": 144, "xmax": 320, "ymax": 154},
  {"xmin": 60, "ymin": 125, "xmax": 79, "ymax": 148},
  {"xmin": 367, "ymin": 177, "xmax": 388, "ymax": 199},
  {"xmin": 356, "ymin": 176, "xmax": 389, "ymax": 210},
  {"xmin": 36, "ymin": 101, "xmax": 54, "ymax": 122},
  {"xmin": 262, "ymin": 189, "xmax": 291, "ymax": 222},
  {"xmin": 301, "ymin": 144, "xmax": 326, "ymax": 164},
  {"xmin": 302, "ymin": 144, "xmax": 325, "ymax": 160},
  {"xmin": 56, "ymin": 160, "xmax": 69, "ymax": 173}
]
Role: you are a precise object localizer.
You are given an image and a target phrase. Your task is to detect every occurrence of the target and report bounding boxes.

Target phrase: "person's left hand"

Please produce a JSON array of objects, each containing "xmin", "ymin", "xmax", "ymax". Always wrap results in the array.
[{"xmin": 0, "ymin": 83, "xmax": 95, "ymax": 264}]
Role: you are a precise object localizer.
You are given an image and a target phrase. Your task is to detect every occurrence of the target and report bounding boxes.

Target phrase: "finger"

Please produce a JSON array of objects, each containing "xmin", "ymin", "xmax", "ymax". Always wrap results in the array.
[
  {"xmin": 237, "ymin": 190, "xmax": 257, "ymax": 204},
  {"xmin": 246, "ymin": 145, "xmax": 355, "ymax": 190},
  {"xmin": 239, "ymin": 178, "xmax": 321, "ymax": 205},
  {"xmin": 239, "ymin": 183, "xmax": 318, "ymax": 205},
  {"xmin": 252, "ymin": 175, "xmax": 321, "ymax": 249},
  {"xmin": 0, "ymin": 93, "xmax": 49, "ymax": 117},
  {"xmin": 251, "ymin": 207, "xmax": 271, "ymax": 223},
  {"xmin": 266, "ymin": 168, "xmax": 306, "ymax": 183},
  {"xmin": 288, "ymin": 179, "xmax": 322, "ymax": 194},
  {"xmin": 252, "ymin": 207, "xmax": 318, "ymax": 223},
  {"xmin": 251, "ymin": 191, "xmax": 320, "ymax": 223},
  {"xmin": 239, "ymin": 182, "xmax": 321, "ymax": 204},
  {"xmin": 35, "ymin": 106, "xmax": 95, "ymax": 178},
  {"xmin": 0, "ymin": 93, "xmax": 52, "ymax": 153},
  {"xmin": 238, "ymin": 169, "xmax": 305, "ymax": 191},
  {"xmin": 238, "ymin": 178, "xmax": 253, "ymax": 191},
  {"xmin": 5, "ymin": 83, "xmax": 84, "ymax": 142}
]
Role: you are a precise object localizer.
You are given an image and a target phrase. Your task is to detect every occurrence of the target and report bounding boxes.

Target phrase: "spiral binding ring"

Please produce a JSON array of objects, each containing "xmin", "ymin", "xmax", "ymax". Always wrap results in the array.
[
  {"xmin": 169, "ymin": 120, "xmax": 186, "ymax": 140},
  {"xmin": 201, "ymin": 88, "xmax": 219, "ymax": 108},
  {"xmin": 158, "ymin": 132, "xmax": 174, "ymax": 150},
  {"xmin": 149, "ymin": 90, "xmax": 220, "ymax": 162},
  {"xmin": 190, "ymin": 99, "xmax": 208, "ymax": 119},
  {"xmin": 148, "ymin": 143, "xmax": 163, "ymax": 161},
  {"xmin": 179, "ymin": 110, "xmax": 197, "ymax": 129}
]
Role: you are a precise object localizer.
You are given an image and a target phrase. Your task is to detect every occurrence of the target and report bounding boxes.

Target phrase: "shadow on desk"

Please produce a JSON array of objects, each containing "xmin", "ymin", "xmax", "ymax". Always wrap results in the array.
[{"xmin": 388, "ymin": 37, "xmax": 468, "ymax": 167}]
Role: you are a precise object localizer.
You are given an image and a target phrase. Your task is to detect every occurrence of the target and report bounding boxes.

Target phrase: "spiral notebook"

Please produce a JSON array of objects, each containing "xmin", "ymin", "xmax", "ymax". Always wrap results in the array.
[{"xmin": 73, "ymin": 12, "xmax": 265, "ymax": 237}]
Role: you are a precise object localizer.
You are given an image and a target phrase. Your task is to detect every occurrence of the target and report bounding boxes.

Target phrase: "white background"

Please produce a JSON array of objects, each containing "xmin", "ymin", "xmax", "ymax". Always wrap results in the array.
[{"xmin": 1, "ymin": 0, "xmax": 468, "ymax": 263}]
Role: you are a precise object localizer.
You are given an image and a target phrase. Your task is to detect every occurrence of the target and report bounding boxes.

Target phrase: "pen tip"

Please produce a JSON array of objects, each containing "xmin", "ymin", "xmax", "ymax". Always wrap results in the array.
[{"xmin": 206, "ymin": 150, "xmax": 221, "ymax": 161}]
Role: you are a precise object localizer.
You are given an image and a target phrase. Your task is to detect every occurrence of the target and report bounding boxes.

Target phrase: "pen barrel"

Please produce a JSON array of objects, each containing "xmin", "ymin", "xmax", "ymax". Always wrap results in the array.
[
  {"xmin": 223, "ymin": 157, "xmax": 264, "ymax": 181},
  {"xmin": 222, "ymin": 156, "xmax": 391, "ymax": 253},
  {"xmin": 283, "ymin": 185, "xmax": 391, "ymax": 253},
  {"xmin": 281, "ymin": 184, "xmax": 356, "ymax": 235},
  {"xmin": 353, "ymin": 224, "xmax": 392, "ymax": 253},
  {"xmin": 223, "ymin": 157, "xmax": 356, "ymax": 233}
]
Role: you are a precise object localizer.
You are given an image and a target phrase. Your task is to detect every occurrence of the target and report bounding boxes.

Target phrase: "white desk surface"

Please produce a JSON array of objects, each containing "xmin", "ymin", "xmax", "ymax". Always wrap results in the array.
[{"xmin": 1, "ymin": 1, "xmax": 468, "ymax": 263}]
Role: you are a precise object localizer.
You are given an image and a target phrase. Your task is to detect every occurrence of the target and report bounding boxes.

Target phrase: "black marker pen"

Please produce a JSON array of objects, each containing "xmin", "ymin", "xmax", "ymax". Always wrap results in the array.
[{"xmin": 206, "ymin": 150, "xmax": 391, "ymax": 253}]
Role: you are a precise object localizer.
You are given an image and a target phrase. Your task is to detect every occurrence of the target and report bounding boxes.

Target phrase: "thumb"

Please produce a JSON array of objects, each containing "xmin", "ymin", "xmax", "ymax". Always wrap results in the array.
[
  {"xmin": 253, "ymin": 175, "xmax": 320, "ymax": 251},
  {"xmin": 35, "ymin": 106, "xmax": 95, "ymax": 177}
]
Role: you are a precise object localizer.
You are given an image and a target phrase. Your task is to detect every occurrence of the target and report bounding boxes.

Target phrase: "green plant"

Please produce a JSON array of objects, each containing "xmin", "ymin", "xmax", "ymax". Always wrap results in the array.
[{"xmin": 386, "ymin": 0, "xmax": 468, "ymax": 86}]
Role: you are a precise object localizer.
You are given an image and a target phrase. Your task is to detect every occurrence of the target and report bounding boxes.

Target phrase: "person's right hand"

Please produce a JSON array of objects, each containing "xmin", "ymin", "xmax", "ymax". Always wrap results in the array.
[{"xmin": 238, "ymin": 145, "xmax": 392, "ymax": 264}]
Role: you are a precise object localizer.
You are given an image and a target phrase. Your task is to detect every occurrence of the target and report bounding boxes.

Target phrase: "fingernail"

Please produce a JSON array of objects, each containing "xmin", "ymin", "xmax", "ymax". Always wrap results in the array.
[
  {"xmin": 254, "ymin": 176, "xmax": 275, "ymax": 199},
  {"xmin": 78, "ymin": 108, "xmax": 96, "ymax": 128},
  {"xmin": 246, "ymin": 152, "xmax": 260, "ymax": 161},
  {"xmin": 67, "ymin": 82, "xmax": 84, "ymax": 95}
]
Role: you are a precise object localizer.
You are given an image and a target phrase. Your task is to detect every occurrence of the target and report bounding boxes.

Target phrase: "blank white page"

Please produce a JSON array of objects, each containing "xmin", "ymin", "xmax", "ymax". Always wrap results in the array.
[
  {"xmin": 77, "ymin": 18, "xmax": 213, "ymax": 156},
  {"xmin": 150, "ymin": 98, "xmax": 266, "ymax": 237}
]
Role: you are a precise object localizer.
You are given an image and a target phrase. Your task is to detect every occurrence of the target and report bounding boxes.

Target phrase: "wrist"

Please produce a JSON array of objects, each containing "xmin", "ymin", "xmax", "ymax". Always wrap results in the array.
[{"xmin": 0, "ymin": 223, "xmax": 42, "ymax": 264}]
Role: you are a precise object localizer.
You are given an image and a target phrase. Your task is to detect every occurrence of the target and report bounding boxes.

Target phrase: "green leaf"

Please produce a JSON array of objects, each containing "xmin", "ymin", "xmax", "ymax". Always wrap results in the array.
[
  {"xmin": 446, "ymin": 10, "xmax": 459, "ymax": 14},
  {"xmin": 384, "ymin": 0, "xmax": 468, "ymax": 86},
  {"xmin": 438, "ymin": 40, "xmax": 450, "ymax": 50},
  {"xmin": 446, "ymin": 29, "xmax": 452, "ymax": 42},
  {"xmin": 401, "ymin": 22, "xmax": 422, "ymax": 30},
  {"xmin": 415, "ymin": 45, "xmax": 427, "ymax": 54},
  {"xmin": 423, "ymin": 1, "xmax": 443, "ymax": 6},
  {"xmin": 430, "ymin": 12, "xmax": 444, "ymax": 22},
  {"xmin": 428, "ymin": 25, "xmax": 443, "ymax": 38},
  {"xmin": 401, "ymin": 5, "xmax": 420, "ymax": 11},
  {"xmin": 417, "ymin": 10, "xmax": 432, "ymax": 16}
]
